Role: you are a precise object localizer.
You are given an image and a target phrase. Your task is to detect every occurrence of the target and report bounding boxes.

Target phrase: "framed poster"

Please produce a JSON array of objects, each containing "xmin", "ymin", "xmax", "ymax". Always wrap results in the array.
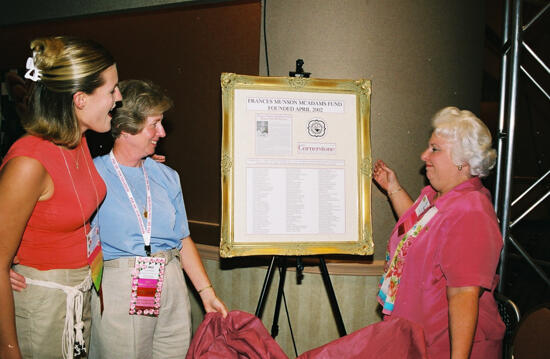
[{"xmin": 220, "ymin": 73, "xmax": 372, "ymax": 257}]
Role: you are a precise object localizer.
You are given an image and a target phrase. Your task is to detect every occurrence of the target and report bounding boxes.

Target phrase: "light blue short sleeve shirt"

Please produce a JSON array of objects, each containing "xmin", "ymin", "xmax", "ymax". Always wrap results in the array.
[{"xmin": 92, "ymin": 155, "xmax": 190, "ymax": 260}]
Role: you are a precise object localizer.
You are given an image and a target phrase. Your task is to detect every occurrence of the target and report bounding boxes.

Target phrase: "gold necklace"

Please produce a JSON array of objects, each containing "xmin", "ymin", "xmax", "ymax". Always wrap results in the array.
[
  {"xmin": 74, "ymin": 149, "xmax": 81, "ymax": 169},
  {"xmin": 65, "ymin": 145, "xmax": 82, "ymax": 169},
  {"xmin": 125, "ymin": 167, "xmax": 148, "ymax": 218}
]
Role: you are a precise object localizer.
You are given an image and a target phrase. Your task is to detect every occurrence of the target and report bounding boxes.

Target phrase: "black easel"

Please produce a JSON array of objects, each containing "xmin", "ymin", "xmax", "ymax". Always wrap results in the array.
[
  {"xmin": 253, "ymin": 61, "xmax": 347, "ymax": 355},
  {"xmin": 289, "ymin": 58, "xmax": 310, "ymax": 78},
  {"xmin": 254, "ymin": 256, "xmax": 347, "ymax": 337}
]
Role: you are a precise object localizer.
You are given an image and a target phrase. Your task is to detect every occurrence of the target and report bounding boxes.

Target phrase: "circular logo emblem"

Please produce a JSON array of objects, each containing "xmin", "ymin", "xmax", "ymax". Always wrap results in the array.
[{"xmin": 308, "ymin": 119, "xmax": 326, "ymax": 137}]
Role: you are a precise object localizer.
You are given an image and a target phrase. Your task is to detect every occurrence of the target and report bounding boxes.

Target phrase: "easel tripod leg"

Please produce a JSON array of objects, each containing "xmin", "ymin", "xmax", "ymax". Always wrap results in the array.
[
  {"xmin": 271, "ymin": 257, "xmax": 287, "ymax": 338},
  {"xmin": 319, "ymin": 256, "xmax": 347, "ymax": 337},
  {"xmin": 255, "ymin": 256, "xmax": 277, "ymax": 317}
]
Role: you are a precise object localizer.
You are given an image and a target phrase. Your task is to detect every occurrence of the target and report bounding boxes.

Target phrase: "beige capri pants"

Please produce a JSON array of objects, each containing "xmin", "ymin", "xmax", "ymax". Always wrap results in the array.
[
  {"xmin": 13, "ymin": 264, "xmax": 92, "ymax": 359},
  {"xmin": 90, "ymin": 249, "xmax": 192, "ymax": 359}
]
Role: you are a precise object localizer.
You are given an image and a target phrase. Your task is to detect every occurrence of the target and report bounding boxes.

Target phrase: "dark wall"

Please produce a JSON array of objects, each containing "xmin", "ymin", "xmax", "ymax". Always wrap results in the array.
[
  {"xmin": 0, "ymin": 0, "xmax": 232, "ymax": 26},
  {"xmin": 0, "ymin": 0, "xmax": 261, "ymax": 245}
]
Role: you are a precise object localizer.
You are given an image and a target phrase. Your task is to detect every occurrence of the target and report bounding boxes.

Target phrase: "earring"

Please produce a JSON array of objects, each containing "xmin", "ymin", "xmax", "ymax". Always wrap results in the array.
[{"xmin": 457, "ymin": 164, "xmax": 463, "ymax": 171}]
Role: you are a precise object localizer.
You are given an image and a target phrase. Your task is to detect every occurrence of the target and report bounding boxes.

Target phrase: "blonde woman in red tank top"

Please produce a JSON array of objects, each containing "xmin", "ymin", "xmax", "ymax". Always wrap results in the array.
[{"xmin": 0, "ymin": 36, "xmax": 121, "ymax": 359}]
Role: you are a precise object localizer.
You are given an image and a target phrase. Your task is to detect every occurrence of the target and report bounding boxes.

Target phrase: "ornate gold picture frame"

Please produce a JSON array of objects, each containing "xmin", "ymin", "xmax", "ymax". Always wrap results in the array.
[{"xmin": 220, "ymin": 73, "xmax": 372, "ymax": 257}]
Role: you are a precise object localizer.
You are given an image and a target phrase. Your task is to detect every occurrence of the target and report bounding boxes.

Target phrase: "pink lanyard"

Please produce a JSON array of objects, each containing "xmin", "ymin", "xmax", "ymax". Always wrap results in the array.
[{"xmin": 109, "ymin": 151, "xmax": 153, "ymax": 256}]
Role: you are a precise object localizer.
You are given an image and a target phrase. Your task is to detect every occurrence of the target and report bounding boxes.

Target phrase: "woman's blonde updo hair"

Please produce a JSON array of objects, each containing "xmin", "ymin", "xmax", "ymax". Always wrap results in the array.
[
  {"xmin": 432, "ymin": 106, "xmax": 497, "ymax": 178},
  {"xmin": 111, "ymin": 80, "xmax": 173, "ymax": 139},
  {"xmin": 23, "ymin": 36, "xmax": 115, "ymax": 147}
]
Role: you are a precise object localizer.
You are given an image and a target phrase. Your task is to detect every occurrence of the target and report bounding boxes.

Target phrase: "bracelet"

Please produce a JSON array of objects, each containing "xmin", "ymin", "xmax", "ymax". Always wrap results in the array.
[
  {"xmin": 387, "ymin": 187, "xmax": 402, "ymax": 197},
  {"xmin": 197, "ymin": 284, "xmax": 213, "ymax": 294}
]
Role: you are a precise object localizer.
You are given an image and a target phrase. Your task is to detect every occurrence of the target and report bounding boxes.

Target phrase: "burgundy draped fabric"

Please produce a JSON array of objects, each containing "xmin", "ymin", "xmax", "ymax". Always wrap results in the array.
[
  {"xmin": 188, "ymin": 311, "xmax": 427, "ymax": 359},
  {"xmin": 186, "ymin": 310, "xmax": 289, "ymax": 359},
  {"xmin": 297, "ymin": 317, "xmax": 428, "ymax": 359}
]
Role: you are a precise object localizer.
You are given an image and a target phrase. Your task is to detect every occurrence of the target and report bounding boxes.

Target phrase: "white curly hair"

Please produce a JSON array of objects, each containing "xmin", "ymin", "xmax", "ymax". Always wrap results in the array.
[{"xmin": 432, "ymin": 106, "xmax": 497, "ymax": 178}]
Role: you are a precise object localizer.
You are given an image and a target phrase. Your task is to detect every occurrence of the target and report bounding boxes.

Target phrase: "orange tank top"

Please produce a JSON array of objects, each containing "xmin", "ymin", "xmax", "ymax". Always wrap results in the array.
[{"xmin": 1, "ymin": 135, "xmax": 106, "ymax": 270}]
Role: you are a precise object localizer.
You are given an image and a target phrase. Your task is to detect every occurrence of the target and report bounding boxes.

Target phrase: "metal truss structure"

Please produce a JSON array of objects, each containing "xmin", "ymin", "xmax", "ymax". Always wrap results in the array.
[{"xmin": 494, "ymin": 0, "xmax": 550, "ymax": 296}]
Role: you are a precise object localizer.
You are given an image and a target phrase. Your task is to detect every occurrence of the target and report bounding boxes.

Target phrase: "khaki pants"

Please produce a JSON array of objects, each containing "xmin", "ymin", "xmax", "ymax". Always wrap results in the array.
[
  {"xmin": 90, "ymin": 250, "xmax": 192, "ymax": 359},
  {"xmin": 13, "ymin": 265, "xmax": 91, "ymax": 359}
]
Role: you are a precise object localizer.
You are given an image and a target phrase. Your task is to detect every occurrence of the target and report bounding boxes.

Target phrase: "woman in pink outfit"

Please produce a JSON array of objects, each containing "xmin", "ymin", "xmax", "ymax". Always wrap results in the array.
[{"xmin": 374, "ymin": 107, "xmax": 505, "ymax": 359}]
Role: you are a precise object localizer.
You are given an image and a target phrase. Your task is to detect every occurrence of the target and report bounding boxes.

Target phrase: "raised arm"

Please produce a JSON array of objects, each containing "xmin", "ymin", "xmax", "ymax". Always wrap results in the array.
[
  {"xmin": 179, "ymin": 236, "xmax": 228, "ymax": 317},
  {"xmin": 373, "ymin": 160, "xmax": 413, "ymax": 218},
  {"xmin": 0, "ymin": 156, "xmax": 52, "ymax": 359}
]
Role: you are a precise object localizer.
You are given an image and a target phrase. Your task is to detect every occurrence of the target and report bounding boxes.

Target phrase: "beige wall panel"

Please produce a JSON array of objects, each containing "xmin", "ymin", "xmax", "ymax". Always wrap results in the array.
[{"xmin": 259, "ymin": 0, "xmax": 485, "ymax": 260}]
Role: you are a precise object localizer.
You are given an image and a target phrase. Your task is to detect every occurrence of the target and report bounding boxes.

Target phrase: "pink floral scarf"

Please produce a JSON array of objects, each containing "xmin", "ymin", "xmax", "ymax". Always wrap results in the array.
[{"xmin": 377, "ymin": 206, "xmax": 438, "ymax": 314}]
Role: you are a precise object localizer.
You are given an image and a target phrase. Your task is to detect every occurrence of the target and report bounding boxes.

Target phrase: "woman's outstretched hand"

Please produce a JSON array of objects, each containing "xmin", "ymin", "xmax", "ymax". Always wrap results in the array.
[
  {"xmin": 201, "ymin": 289, "xmax": 229, "ymax": 318},
  {"xmin": 373, "ymin": 160, "xmax": 413, "ymax": 217},
  {"xmin": 373, "ymin": 159, "xmax": 400, "ymax": 193}
]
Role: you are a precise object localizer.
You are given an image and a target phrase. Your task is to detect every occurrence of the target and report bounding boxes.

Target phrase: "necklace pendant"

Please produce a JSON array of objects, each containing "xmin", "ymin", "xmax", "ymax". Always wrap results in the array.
[{"xmin": 144, "ymin": 210, "xmax": 148, "ymax": 218}]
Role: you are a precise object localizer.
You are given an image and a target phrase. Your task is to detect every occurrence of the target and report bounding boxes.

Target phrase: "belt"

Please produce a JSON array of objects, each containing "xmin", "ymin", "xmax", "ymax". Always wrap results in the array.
[
  {"xmin": 25, "ymin": 272, "xmax": 91, "ymax": 359},
  {"xmin": 104, "ymin": 248, "xmax": 180, "ymax": 268}
]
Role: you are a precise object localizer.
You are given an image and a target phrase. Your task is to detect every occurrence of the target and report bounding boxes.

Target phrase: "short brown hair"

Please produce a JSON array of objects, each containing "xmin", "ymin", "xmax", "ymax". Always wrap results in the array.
[
  {"xmin": 23, "ymin": 36, "xmax": 115, "ymax": 148},
  {"xmin": 111, "ymin": 80, "xmax": 173, "ymax": 139}
]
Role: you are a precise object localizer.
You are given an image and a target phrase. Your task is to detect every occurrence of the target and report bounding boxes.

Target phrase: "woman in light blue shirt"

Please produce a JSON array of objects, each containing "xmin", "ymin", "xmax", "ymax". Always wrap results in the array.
[{"xmin": 89, "ymin": 79, "xmax": 227, "ymax": 359}]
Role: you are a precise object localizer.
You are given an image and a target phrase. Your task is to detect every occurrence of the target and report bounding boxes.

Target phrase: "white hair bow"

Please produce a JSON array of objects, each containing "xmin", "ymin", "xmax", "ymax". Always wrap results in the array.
[{"xmin": 24, "ymin": 55, "xmax": 42, "ymax": 82}]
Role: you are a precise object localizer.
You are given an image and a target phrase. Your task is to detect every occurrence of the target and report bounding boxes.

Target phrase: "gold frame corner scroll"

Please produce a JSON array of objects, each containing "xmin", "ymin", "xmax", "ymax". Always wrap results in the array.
[{"xmin": 220, "ymin": 73, "xmax": 372, "ymax": 258}]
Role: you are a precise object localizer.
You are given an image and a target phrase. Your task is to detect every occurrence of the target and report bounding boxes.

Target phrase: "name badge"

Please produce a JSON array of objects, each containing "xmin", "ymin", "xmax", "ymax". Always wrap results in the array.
[
  {"xmin": 415, "ymin": 195, "xmax": 431, "ymax": 217},
  {"xmin": 129, "ymin": 257, "xmax": 166, "ymax": 317},
  {"xmin": 87, "ymin": 224, "xmax": 103, "ymax": 292},
  {"xmin": 87, "ymin": 225, "xmax": 101, "ymax": 258}
]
